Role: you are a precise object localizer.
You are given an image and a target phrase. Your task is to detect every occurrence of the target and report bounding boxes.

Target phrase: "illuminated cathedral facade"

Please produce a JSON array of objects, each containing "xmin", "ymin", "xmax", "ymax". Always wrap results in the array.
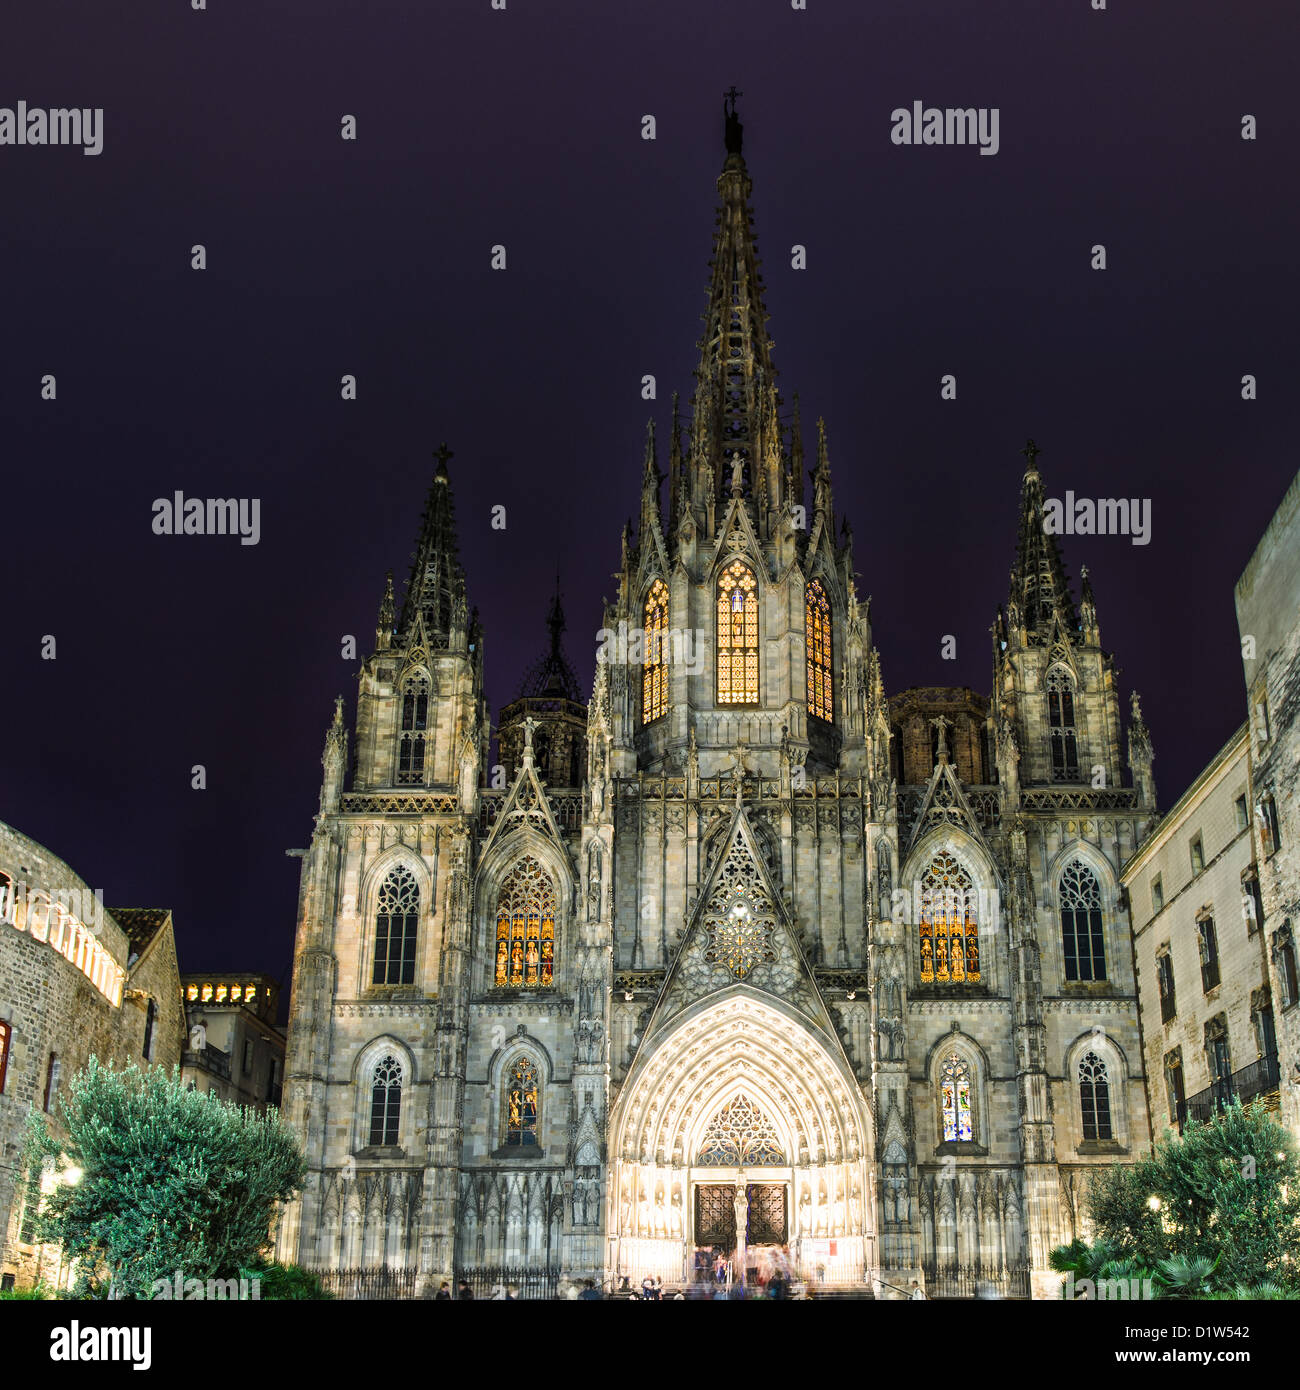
[{"xmin": 276, "ymin": 99, "xmax": 1159, "ymax": 1299}]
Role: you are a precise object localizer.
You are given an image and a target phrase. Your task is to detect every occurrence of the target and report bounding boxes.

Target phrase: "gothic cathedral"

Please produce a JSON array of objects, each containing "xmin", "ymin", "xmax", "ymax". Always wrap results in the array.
[{"xmin": 277, "ymin": 100, "xmax": 1158, "ymax": 1299}]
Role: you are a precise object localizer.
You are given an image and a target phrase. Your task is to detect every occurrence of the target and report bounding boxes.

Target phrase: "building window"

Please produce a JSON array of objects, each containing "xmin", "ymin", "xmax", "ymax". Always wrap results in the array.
[
  {"xmin": 19, "ymin": 1185, "xmax": 39, "ymax": 1244},
  {"xmin": 1273, "ymin": 923, "xmax": 1298, "ymax": 1009},
  {"xmin": 1252, "ymin": 992, "xmax": 1277, "ymax": 1060},
  {"xmin": 243, "ymin": 1039, "xmax": 254, "ymax": 1075},
  {"xmin": 142, "ymin": 999, "xmax": 157, "ymax": 1060},
  {"xmin": 504, "ymin": 1055, "xmax": 540, "ymax": 1147},
  {"xmin": 1078, "ymin": 1051, "xmax": 1113, "ymax": 1142},
  {"xmin": 939, "ymin": 1054, "xmax": 974, "ymax": 1142},
  {"xmin": 373, "ymin": 864, "xmax": 420, "ymax": 986},
  {"xmin": 1151, "ymin": 875, "xmax": 1164, "ymax": 913},
  {"xmin": 642, "ymin": 579, "xmax": 669, "ymax": 724},
  {"xmin": 1242, "ymin": 866, "xmax": 1264, "ymax": 934},
  {"xmin": 716, "ymin": 560, "xmax": 759, "ymax": 706},
  {"xmin": 1258, "ymin": 793, "xmax": 1281, "ymax": 857},
  {"xmin": 805, "ymin": 579, "xmax": 833, "ymax": 722},
  {"xmin": 918, "ymin": 851, "xmax": 980, "ymax": 984},
  {"xmin": 1205, "ymin": 1017, "xmax": 1231, "ymax": 1087},
  {"xmin": 1046, "ymin": 666, "xmax": 1080, "ymax": 782},
  {"xmin": 493, "ymin": 857, "xmax": 557, "ymax": 988},
  {"xmin": 43, "ymin": 1054, "xmax": 61, "ymax": 1113},
  {"xmin": 0, "ymin": 1020, "xmax": 10, "ymax": 1095},
  {"xmin": 1060, "ymin": 859, "xmax": 1106, "ymax": 981},
  {"xmin": 1163, "ymin": 1051, "xmax": 1185, "ymax": 1126},
  {"xmin": 267, "ymin": 1057, "xmax": 282, "ymax": 1105},
  {"xmin": 1197, "ymin": 915, "xmax": 1220, "ymax": 992},
  {"xmin": 396, "ymin": 672, "xmax": 430, "ymax": 785},
  {"xmin": 1235, "ymin": 795, "xmax": 1249, "ymax": 833},
  {"xmin": 1255, "ymin": 691, "xmax": 1271, "ymax": 746},
  {"xmin": 368, "ymin": 1055, "xmax": 403, "ymax": 1146},
  {"xmin": 1156, "ymin": 949, "xmax": 1176, "ymax": 1023},
  {"xmin": 1190, "ymin": 835, "xmax": 1205, "ymax": 876}
]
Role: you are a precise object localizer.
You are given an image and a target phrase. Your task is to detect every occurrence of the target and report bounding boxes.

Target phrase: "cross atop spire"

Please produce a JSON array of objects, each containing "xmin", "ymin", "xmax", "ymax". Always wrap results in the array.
[
  {"xmin": 1020, "ymin": 438, "xmax": 1041, "ymax": 470},
  {"xmin": 434, "ymin": 441, "xmax": 454, "ymax": 475}
]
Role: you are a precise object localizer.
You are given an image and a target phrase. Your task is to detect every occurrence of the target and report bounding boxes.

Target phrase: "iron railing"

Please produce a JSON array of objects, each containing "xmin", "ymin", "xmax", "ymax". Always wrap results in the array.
[
  {"xmin": 921, "ymin": 1261, "xmax": 1031, "ymax": 1300},
  {"xmin": 311, "ymin": 1266, "xmax": 419, "ymax": 1300},
  {"xmin": 1178, "ymin": 1053, "xmax": 1279, "ymax": 1129},
  {"xmin": 454, "ymin": 1264, "xmax": 560, "ymax": 1300}
]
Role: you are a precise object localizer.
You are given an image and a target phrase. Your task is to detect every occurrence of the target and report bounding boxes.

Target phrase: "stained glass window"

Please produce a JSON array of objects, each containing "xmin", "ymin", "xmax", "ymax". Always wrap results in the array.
[
  {"xmin": 940, "ymin": 1054, "xmax": 973, "ymax": 1142},
  {"xmin": 805, "ymin": 579, "xmax": 833, "ymax": 722},
  {"xmin": 1060, "ymin": 859, "xmax": 1106, "ymax": 981},
  {"xmin": 505, "ymin": 1055, "xmax": 540, "ymax": 1147},
  {"xmin": 1047, "ymin": 667, "xmax": 1079, "ymax": 782},
  {"xmin": 1078, "ymin": 1051, "xmax": 1112, "ymax": 1141},
  {"xmin": 369, "ymin": 1054, "xmax": 402, "ymax": 1146},
  {"xmin": 494, "ymin": 856, "xmax": 557, "ymax": 989},
  {"xmin": 717, "ymin": 560, "xmax": 759, "ymax": 706},
  {"xmin": 697, "ymin": 1094, "xmax": 785, "ymax": 1166},
  {"xmin": 918, "ymin": 852, "xmax": 979, "ymax": 984},
  {"xmin": 373, "ymin": 864, "xmax": 419, "ymax": 985},
  {"xmin": 396, "ymin": 672, "xmax": 430, "ymax": 784},
  {"xmin": 643, "ymin": 579, "xmax": 669, "ymax": 724}
]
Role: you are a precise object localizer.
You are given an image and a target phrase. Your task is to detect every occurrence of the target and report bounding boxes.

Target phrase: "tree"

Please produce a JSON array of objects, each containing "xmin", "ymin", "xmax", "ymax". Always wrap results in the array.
[
  {"xmin": 24, "ymin": 1059, "xmax": 305, "ymax": 1299},
  {"xmin": 1084, "ymin": 1099, "xmax": 1300, "ymax": 1292}
]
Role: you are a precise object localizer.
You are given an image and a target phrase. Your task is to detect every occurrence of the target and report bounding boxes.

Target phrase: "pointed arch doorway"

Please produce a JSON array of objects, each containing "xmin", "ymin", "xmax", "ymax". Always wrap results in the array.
[{"xmin": 607, "ymin": 994, "xmax": 874, "ymax": 1287}]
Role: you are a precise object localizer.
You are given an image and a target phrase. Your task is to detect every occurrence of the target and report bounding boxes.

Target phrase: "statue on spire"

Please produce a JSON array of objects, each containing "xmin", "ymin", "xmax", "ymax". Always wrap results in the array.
[{"xmin": 723, "ymin": 86, "xmax": 744, "ymax": 155}]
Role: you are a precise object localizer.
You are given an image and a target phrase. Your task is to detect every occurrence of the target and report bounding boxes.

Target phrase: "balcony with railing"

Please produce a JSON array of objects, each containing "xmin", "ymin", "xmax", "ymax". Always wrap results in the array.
[
  {"xmin": 1177, "ymin": 1052, "xmax": 1279, "ymax": 1130},
  {"xmin": 183, "ymin": 1044, "xmax": 232, "ymax": 1081}
]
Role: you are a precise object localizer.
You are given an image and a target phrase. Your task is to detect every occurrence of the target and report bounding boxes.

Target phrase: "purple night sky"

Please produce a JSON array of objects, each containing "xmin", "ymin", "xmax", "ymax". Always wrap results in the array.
[{"xmin": 3, "ymin": 1, "xmax": 1296, "ymax": 995}]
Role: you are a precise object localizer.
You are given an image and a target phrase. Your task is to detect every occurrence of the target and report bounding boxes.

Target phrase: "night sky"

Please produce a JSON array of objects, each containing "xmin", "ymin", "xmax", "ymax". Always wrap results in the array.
[{"xmin": 4, "ymin": 1, "xmax": 1297, "ymax": 998}]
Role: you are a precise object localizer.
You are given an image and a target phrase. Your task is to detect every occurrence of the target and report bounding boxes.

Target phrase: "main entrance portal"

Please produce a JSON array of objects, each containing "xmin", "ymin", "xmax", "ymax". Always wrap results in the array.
[
  {"xmin": 694, "ymin": 1183, "xmax": 788, "ymax": 1252},
  {"xmin": 608, "ymin": 996, "xmax": 875, "ymax": 1285}
]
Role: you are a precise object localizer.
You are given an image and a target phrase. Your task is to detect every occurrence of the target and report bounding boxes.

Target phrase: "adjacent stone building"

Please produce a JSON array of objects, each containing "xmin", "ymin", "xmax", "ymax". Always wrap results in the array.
[
  {"xmin": 1235, "ymin": 467, "xmax": 1300, "ymax": 1131},
  {"xmin": 1122, "ymin": 725, "xmax": 1276, "ymax": 1136},
  {"xmin": 0, "ymin": 822, "xmax": 183, "ymax": 1290},
  {"xmin": 181, "ymin": 974, "xmax": 285, "ymax": 1109},
  {"xmin": 277, "ymin": 100, "xmax": 1157, "ymax": 1299}
]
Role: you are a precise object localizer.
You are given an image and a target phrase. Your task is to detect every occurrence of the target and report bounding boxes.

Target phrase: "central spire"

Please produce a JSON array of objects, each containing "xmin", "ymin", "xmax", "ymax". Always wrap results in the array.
[{"xmin": 688, "ymin": 89, "xmax": 782, "ymax": 523}]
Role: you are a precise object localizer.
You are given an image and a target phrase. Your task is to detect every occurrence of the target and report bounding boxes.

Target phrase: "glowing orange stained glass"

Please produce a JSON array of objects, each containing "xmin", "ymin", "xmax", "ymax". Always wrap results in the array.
[
  {"xmin": 918, "ymin": 852, "xmax": 980, "ymax": 984},
  {"xmin": 717, "ymin": 560, "xmax": 759, "ymax": 705},
  {"xmin": 806, "ymin": 579, "xmax": 832, "ymax": 721},
  {"xmin": 643, "ymin": 579, "xmax": 669, "ymax": 724},
  {"xmin": 494, "ymin": 857, "xmax": 558, "ymax": 989}
]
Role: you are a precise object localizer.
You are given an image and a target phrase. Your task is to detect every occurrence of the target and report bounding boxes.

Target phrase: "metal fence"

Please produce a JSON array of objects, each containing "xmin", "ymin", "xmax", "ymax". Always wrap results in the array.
[
  {"xmin": 312, "ymin": 1266, "xmax": 420, "ymax": 1300},
  {"xmin": 454, "ymin": 1265, "xmax": 561, "ymax": 1300},
  {"xmin": 921, "ymin": 1262, "xmax": 1031, "ymax": 1300}
]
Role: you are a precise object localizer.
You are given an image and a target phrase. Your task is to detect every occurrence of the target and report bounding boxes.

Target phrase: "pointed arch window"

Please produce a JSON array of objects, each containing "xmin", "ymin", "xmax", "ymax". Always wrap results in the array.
[
  {"xmin": 1060, "ymin": 860, "xmax": 1106, "ymax": 981},
  {"xmin": 396, "ymin": 672, "xmax": 430, "ymax": 785},
  {"xmin": 494, "ymin": 856, "xmax": 557, "ymax": 989},
  {"xmin": 918, "ymin": 852, "xmax": 980, "ymax": 984},
  {"xmin": 373, "ymin": 864, "xmax": 419, "ymax": 985},
  {"xmin": 1046, "ymin": 667, "xmax": 1080, "ymax": 781},
  {"xmin": 369, "ymin": 1054, "xmax": 403, "ymax": 1146},
  {"xmin": 939, "ymin": 1054, "xmax": 973, "ymax": 1142},
  {"xmin": 717, "ymin": 560, "xmax": 758, "ymax": 706},
  {"xmin": 1078, "ymin": 1051, "xmax": 1112, "ymax": 1141},
  {"xmin": 504, "ymin": 1055, "xmax": 540, "ymax": 1147},
  {"xmin": 643, "ymin": 579, "xmax": 669, "ymax": 724},
  {"xmin": 805, "ymin": 579, "xmax": 833, "ymax": 722}
]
